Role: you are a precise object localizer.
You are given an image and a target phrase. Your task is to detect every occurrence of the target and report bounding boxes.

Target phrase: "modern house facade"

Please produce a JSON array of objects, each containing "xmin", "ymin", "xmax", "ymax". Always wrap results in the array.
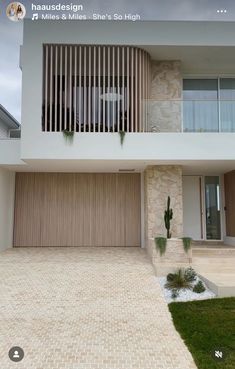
[{"xmin": 1, "ymin": 20, "xmax": 235, "ymax": 256}]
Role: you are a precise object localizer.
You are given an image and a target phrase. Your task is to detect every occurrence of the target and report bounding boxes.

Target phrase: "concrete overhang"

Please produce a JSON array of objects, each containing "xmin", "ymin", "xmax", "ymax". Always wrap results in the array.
[{"xmin": 22, "ymin": 20, "xmax": 235, "ymax": 74}]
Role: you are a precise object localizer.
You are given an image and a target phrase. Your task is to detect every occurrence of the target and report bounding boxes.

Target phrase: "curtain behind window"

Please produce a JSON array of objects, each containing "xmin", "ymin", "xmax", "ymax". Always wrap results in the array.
[
  {"xmin": 183, "ymin": 79, "xmax": 219, "ymax": 132},
  {"xmin": 220, "ymin": 78, "xmax": 235, "ymax": 132}
]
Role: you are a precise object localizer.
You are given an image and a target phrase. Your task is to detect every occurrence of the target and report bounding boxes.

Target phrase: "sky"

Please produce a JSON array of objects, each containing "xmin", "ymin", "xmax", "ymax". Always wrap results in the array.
[{"xmin": 0, "ymin": 0, "xmax": 235, "ymax": 123}]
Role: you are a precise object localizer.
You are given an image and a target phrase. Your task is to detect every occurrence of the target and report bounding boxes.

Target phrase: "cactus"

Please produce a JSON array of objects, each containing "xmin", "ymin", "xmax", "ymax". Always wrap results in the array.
[{"xmin": 164, "ymin": 196, "xmax": 173, "ymax": 239}]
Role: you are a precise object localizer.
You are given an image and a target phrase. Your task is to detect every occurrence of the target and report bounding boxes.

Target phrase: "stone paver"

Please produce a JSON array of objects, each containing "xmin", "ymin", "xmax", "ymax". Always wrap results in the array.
[{"xmin": 0, "ymin": 247, "xmax": 196, "ymax": 369}]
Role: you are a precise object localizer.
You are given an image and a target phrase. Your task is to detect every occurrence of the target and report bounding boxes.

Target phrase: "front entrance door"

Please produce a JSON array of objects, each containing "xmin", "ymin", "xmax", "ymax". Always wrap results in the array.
[
  {"xmin": 183, "ymin": 176, "xmax": 203, "ymax": 240},
  {"xmin": 183, "ymin": 175, "xmax": 222, "ymax": 240},
  {"xmin": 204, "ymin": 176, "xmax": 221, "ymax": 240}
]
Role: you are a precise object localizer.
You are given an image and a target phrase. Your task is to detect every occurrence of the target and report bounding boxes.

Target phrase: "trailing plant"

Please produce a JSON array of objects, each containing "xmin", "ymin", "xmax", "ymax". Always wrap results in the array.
[
  {"xmin": 119, "ymin": 130, "xmax": 126, "ymax": 146},
  {"xmin": 154, "ymin": 237, "xmax": 167, "ymax": 256},
  {"xmin": 184, "ymin": 267, "xmax": 197, "ymax": 282},
  {"xmin": 171, "ymin": 288, "xmax": 179, "ymax": 299},
  {"xmin": 193, "ymin": 281, "xmax": 206, "ymax": 294},
  {"xmin": 164, "ymin": 268, "xmax": 193, "ymax": 291},
  {"xmin": 62, "ymin": 129, "xmax": 74, "ymax": 144},
  {"xmin": 182, "ymin": 237, "xmax": 192, "ymax": 253},
  {"xmin": 164, "ymin": 196, "xmax": 173, "ymax": 239}
]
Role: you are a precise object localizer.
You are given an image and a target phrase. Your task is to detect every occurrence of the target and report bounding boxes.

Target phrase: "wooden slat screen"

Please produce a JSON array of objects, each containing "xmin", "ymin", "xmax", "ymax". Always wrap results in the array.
[
  {"xmin": 14, "ymin": 173, "xmax": 141, "ymax": 247},
  {"xmin": 42, "ymin": 45, "xmax": 151, "ymax": 132}
]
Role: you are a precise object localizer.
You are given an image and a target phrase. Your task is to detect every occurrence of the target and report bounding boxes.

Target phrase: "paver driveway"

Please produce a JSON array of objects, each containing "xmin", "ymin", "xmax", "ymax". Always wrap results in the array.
[{"xmin": 0, "ymin": 247, "xmax": 196, "ymax": 369}]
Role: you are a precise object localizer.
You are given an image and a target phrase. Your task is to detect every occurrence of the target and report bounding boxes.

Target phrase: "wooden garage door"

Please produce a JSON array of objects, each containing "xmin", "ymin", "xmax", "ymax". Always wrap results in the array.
[{"xmin": 14, "ymin": 173, "xmax": 141, "ymax": 247}]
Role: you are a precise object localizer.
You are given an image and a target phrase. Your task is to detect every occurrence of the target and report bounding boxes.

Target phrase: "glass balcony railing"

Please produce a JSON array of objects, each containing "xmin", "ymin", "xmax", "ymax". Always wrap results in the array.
[{"xmin": 146, "ymin": 99, "xmax": 235, "ymax": 133}]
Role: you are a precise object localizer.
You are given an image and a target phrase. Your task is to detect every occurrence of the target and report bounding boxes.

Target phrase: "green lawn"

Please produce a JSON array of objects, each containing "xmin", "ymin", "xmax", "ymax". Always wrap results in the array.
[{"xmin": 169, "ymin": 298, "xmax": 235, "ymax": 369}]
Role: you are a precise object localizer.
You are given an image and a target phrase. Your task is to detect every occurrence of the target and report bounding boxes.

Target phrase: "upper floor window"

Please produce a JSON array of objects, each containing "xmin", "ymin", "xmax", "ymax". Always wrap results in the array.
[
  {"xmin": 42, "ymin": 44, "xmax": 151, "ymax": 133},
  {"xmin": 183, "ymin": 78, "xmax": 235, "ymax": 132}
]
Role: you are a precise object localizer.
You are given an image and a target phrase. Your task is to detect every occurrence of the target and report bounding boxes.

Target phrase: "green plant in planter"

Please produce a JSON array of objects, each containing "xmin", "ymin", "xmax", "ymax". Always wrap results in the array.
[
  {"xmin": 184, "ymin": 267, "xmax": 197, "ymax": 282},
  {"xmin": 62, "ymin": 130, "xmax": 74, "ymax": 144},
  {"xmin": 164, "ymin": 196, "xmax": 173, "ymax": 238},
  {"xmin": 181, "ymin": 237, "xmax": 192, "ymax": 253},
  {"xmin": 154, "ymin": 237, "xmax": 167, "ymax": 256},
  {"xmin": 193, "ymin": 280, "xmax": 206, "ymax": 293},
  {"xmin": 164, "ymin": 268, "xmax": 193, "ymax": 291},
  {"xmin": 118, "ymin": 130, "xmax": 126, "ymax": 146}
]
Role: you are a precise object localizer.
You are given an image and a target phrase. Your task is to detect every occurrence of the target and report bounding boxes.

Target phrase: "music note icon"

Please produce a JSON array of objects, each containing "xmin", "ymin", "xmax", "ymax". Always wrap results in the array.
[{"xmin": 32, "ymin": 13, "xmax": 38, "ymax": 20}]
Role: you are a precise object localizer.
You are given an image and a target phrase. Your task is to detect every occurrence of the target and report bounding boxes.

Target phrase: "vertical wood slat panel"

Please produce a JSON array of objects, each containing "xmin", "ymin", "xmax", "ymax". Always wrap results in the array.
[
  {"xmin": 126, "ymin": 47, "xmax": 130, "ymax": 132},
  {"xmin": 145, "ymin": 52, "xmax": 148, "ymax": 132},
  {"xmin": 88, "ymin": 46, "xmax": 91, "ymax": 132},
  {"xmin": 148, "ymin": 54, "xmax": 151, "ymax": 131},
  {"xmin": 44, "ymin": 45, "xmax": 48, "ymax": 131},
  {"xmin": 103, "ymin": 46, "xmax": 106, "ymax": 132},
  {"xmin": 69, "ymin": 46, "xmax": 72, "ymax": 131},
  {"xmin": 98, "ymin": 46, "xmax": 101, "ymax": 132},
  {"xmin": 131, "ymin": 47, "xmax": 134, "ymax": 132},
  {"xmin": 54, "ymin": 46, "xmax": 58, "ymax": 131},
  {"xmin": 139, "ymin": 50, "xmax": 144, "ymax": 132},
  {"xmin": 112, "ymin": 46, "xmax": 115, "ymax": 130},
  {"xmin": 122, "ymin": 47, "xmax": 125, "ymax": 131},
  {"xmin": 64, "ymin": 46, "xmax": 68, "ymax": 129},
  {"xmin": 74, "ymin": 46, "xmax": 77, "ymax": 131},
  {"xmin": 117, "ymin": 46, "xmax": 120, "ymax": 132},
  {"xmin": 93, "ymin": 46, "xmax": 96, "ymax": 131},
  {"xmin": 43, "ymin": 44, "xmax": 151, "ymax": 132},
  {"xmin": 123, "ymin": 174, "xmax": 141, "ymax": 246},
  {"xmin": 83, "ymin": 47, "xmax": 87, "ymax": 131},
  {"xmin": 14, "ymin": 173, "xmax": 141, "ymax": 247},
  {"xmin": 79, "ymin": 46, "xmax": 82, "ymax": 132},
  {"xmin": 14, "ymin": 174, "xmax": 42, "ymax": 247},
  {"xmin": 139, "ymin": 48, "xmax": 142, "ymax": 132},
  {"xmin": 135, "ymin": 47, "xmax": 138, "ymax": 132},
  {"xmin": 49, "ymin": 45, "xmax": 53, "ymax": 131},
  {"xmin": 59, "ymin": 45, "xmax": 63, "ymax": 131},
  {"xmin": 107, "ymin": 46, "xmax": 110, "ymax": 132}
]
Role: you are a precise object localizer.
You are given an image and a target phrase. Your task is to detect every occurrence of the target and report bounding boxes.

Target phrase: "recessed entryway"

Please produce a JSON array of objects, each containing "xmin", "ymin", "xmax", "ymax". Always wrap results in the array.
[{"xmin": 183, "ymin": 175, "xmax": 222, "ymax": 240}]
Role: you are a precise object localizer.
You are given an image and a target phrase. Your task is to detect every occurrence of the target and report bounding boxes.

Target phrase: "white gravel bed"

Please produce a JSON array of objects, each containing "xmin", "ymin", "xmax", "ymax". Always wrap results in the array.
[{"xmin": 157, "ymin": 276, "xmax": 216, "ymax": 303}]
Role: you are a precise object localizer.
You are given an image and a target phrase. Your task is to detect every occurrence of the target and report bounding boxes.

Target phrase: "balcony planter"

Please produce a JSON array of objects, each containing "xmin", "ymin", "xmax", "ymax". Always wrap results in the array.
[
  {"xmin": 62, "ymin": 130, "xmax": 74, "ymax": 144},
  {"xmin": 118, "ymin": 131, "xmax": 126, "ymax": 146}
]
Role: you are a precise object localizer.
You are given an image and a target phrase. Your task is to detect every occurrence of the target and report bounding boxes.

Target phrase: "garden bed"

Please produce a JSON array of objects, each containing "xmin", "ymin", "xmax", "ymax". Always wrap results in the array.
[{"xmin": 157, "ymin": 275, "xmax": 215, "ymax": 303}]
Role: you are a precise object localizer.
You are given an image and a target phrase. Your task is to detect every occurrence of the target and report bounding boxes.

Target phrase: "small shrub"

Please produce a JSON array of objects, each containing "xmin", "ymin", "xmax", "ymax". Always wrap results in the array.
[
  {"xmin": 193, "ymin": 281, "xmax": 206, "ymax": 293},
  {"xmin": 167, "ymin": 273, "xmax": 175, "ymax": 282},
  {"xmin": 184, "ymin": 267, "xmax": 197, "ymax": 282},
  {"xmin": 171, "ymin": 289, "xmax": 179, "ymax": 299},
  {"xmin": 164, "ymin": 268, "xmax": 193, "ymax": 291},
  {"xmin": 154, "ymin": 237, "xmax": 167, "ymax": 256}
]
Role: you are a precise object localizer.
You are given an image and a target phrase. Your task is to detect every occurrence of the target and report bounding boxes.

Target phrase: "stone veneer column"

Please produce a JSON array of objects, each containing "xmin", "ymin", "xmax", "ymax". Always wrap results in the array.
[
  {"xmin": 149, "ymin": 61, "xmax": 182, "ymax": 132},
  {"xmin": 144, "ymin": 165, "xmax": 183, "ymax": 256}
]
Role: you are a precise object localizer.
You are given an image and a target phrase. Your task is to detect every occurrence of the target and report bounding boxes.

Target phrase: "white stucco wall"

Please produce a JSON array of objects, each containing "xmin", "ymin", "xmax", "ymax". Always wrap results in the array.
[
  {"xmin": 0, "ymin": 123, "xmax": 8, "ymax": 138},
  {"xmin": 19, "ymin": 132, "xmax": 235, "ymax": 161},
  {"xmin": 0, "ymin": 168, "xmax": 15, "ymax": 251},
  {"xmin": 0, "ymin": 139, "xmax": 23, "ymax": 165}
]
